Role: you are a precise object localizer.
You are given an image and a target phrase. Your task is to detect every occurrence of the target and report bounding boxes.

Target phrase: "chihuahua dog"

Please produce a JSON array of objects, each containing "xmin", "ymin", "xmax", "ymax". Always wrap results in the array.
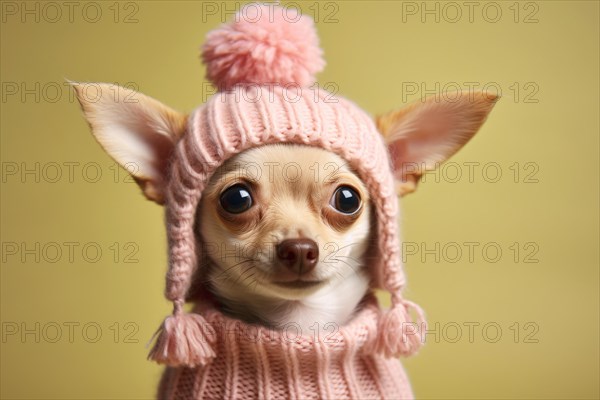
[
  {"xmin": 72, "ymin": 6, "xmax": 499, "ymax": 397},
  {"xmin": 73, "ymin": 82, "xmax": 497, "ymax": 334}
]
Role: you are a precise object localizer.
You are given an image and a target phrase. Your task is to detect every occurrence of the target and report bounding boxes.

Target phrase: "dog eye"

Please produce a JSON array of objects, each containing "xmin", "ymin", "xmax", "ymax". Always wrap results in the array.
[
  {"xmin": 331, "ymin": 186, "xmax": 361, "ymax": 214},
  {"xmin": 220, "ymin": 184, "xmax": 253, "ymax": 214}
]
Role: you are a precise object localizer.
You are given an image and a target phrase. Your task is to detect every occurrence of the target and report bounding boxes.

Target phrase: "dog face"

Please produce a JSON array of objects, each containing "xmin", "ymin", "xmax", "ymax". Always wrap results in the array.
[{"xmin": 198, "ymin": 144, "xmax": 373, "ymax": 301}]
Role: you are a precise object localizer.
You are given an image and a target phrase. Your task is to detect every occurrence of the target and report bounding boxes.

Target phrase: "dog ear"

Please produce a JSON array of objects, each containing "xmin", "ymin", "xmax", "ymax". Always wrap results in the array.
[
  {"xmin": 70, "ymin": 82, "xmax": 187, "ymax": 204},
  {"xmin": 376, "ymin": 91, "xmax": 499, "ymax": 196}
]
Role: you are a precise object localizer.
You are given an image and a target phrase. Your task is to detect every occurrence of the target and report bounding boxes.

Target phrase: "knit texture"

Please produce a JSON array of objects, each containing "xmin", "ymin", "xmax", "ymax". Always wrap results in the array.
[
  {"xmin": 147, "ymin": 2, "xmax": 427, "ymax": 371},
  {"xmin": 157, "ymin": 296, "xmax": 414, "ymax": 400}
]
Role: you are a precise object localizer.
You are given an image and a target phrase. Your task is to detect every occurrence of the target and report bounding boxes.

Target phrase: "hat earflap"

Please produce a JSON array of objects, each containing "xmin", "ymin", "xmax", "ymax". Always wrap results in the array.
[{"xmin": 377, "ymin": 290, "xmax": 427, "ymax": 357}]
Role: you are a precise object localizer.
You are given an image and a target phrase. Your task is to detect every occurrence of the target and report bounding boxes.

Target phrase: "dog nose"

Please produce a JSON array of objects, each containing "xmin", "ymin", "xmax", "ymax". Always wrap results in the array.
[{"xmin": 276, "ymin": 239, "xmax": 319, "ymax": 274}]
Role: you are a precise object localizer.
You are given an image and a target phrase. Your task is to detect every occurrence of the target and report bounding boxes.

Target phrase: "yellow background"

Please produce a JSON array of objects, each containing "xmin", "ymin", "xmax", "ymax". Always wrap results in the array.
[{"xmin": 1, "ymin": 1, "xmax": 598, "ymax": 399}]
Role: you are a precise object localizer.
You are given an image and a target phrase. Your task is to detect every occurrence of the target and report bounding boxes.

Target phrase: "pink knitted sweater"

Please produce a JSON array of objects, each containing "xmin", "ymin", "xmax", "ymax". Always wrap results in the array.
[{"xmin": 157, "ymin": 296, "xmax": 413, "ymax": 400}]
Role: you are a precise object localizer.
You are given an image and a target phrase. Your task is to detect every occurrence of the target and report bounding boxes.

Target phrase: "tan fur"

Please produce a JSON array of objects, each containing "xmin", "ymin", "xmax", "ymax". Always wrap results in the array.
[
  {"xmin": 198, "ymin": 144, "xmax": 373, "ymax": 329},
  {"xmin": 71, "ymin": 81, "xmax": 187, "ymax": 204},
  {"xmin": 376, "ymin": 90, "xmax": 499, "ymax": 196}
]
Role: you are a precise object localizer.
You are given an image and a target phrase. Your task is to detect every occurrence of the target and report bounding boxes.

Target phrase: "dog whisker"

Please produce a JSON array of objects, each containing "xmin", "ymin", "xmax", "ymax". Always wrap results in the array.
[
  {"xmin": 215, "ymin": 259, "xmax": 256, "ymax": 279},
  {"xmin": 237, "ymin": 265, "xmax": 257, "ymax": 282},
  {"xmin": 326, "ymin": 256, "xmax": 361, "ymax": 273},
  {"xmin": 231, "ymin": 263, "xmax": 257, "ymax": 286},
  {"xmin": 242, "ymin": 272, "xmax": 256, "ymax": 285}
]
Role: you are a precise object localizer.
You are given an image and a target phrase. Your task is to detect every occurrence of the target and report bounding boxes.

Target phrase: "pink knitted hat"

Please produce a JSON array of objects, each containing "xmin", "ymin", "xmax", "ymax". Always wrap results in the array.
[{"xmin": 148, "ymin": 3, "xmax": 426, "ymax": 367}]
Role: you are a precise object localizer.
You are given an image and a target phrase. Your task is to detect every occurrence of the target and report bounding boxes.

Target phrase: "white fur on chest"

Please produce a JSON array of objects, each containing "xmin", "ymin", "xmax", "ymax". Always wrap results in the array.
[{"xmin": 275, "ymin": 270, "xmax": 370, "ymax": 332}]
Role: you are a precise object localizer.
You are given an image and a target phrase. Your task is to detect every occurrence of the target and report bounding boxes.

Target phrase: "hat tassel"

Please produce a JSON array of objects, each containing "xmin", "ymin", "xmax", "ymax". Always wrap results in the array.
[
  {"xmin": 378, "ymin": 294, "xmax": 427, "ymax": 357},
  {"xmin": 147, "ymin": 300, "xmax": 216, "ymax": 367}
]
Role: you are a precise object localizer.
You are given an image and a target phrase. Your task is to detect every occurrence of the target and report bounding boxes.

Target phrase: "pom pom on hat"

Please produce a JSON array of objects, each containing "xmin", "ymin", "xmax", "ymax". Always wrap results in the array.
[{"xmin": 202, "ymin": 3, "xmax": 325, "ymax": 90}]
